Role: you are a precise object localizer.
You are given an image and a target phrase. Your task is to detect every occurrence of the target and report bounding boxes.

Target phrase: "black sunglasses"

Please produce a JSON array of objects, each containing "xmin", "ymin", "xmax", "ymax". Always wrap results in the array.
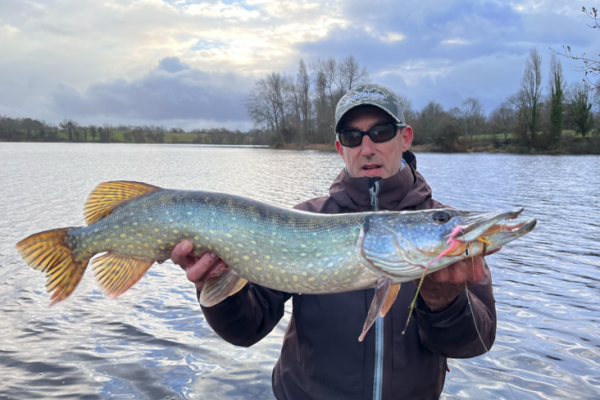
[{"xmin": 336, "ymin": 123, "xmax": 407, "ymax": 148}]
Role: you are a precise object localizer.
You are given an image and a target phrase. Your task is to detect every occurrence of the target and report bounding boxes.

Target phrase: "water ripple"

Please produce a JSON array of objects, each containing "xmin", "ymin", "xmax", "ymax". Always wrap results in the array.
[{"xmin": 0, "ymin": 144, "xmax": 599, "ymax": 399}]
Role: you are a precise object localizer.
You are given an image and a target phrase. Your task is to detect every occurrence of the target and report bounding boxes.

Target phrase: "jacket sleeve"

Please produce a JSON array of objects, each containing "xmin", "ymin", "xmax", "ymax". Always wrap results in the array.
[
  {"xmin": 199, "ymin": 284, "xmax": 292, "ymax": 348},
  {"xmin": 413, "ymin": 261, "xmax": 497, "ymax": 358}
]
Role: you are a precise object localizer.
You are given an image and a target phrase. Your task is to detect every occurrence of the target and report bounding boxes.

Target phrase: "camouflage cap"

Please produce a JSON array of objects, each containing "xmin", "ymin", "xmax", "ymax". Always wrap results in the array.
[{"xmin": 335, "ymin": 83, "xmax": 405, "ymax": 132}]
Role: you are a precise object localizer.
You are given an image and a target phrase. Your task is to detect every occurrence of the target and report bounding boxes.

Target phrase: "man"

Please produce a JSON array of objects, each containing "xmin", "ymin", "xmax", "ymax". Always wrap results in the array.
[{"xmin": 172, "ymin": 83, "xmax": 496, "ymax": 399}]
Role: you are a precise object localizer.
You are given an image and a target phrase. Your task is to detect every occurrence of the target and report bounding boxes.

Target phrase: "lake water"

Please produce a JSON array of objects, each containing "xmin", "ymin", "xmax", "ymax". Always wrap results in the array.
[{"xmin": 0, "ymin": 142, "xmax": 599, "ymax": 400}]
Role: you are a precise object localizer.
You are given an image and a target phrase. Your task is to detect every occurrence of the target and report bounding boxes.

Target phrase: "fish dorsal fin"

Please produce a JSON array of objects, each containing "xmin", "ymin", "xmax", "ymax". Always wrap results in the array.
[
  {"xmin": 380, "ymin": 283, "xmax": 401, "ymax": 317},
  {"xmin": 200, "ymin": 268, "xmax": 248, "ymax": 307},
  {"xmin": 84, "ymin": 181, "xmax": 161, "ymax": 224},
  {"xmin": 91, "ymin": 253, "xmax": 154, "ymax": 299}
]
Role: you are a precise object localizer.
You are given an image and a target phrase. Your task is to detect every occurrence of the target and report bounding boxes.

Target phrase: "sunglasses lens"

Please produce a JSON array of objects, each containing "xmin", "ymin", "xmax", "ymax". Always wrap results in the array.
[
  {"xmin": 339, "ymin": 131, "xmax": 363, "ymax": 147},
  {"xmin": 369, "ymin": 125, "xmax": 396, "ymax": 143},
  {"xmin": 338, "ymin": 125, "xmax": 398, "ymax": 147}
]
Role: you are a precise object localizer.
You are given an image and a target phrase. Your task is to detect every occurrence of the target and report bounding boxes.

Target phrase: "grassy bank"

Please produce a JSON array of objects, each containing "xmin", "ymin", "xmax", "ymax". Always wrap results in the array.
[{"xmin": 269, "ymin": 131, "xmax": 600, "ymax": 155}]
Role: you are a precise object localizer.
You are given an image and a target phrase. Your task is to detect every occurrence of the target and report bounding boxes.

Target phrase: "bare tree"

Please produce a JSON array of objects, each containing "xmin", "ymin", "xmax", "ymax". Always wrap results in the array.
[
  {"xmin": 245, "ymin": 55, "xmax": 369, "ymax": 145},
  {"xmin": 245, "ymin": 72, "xmax": 293, "ymax": 143},
  {"xmin": 295, "ymin": 59, "xmax": 311, "ymax": 148},
  {"xmin": 310, "ymin": 57, "xmax": 341, "ymax": 116},
  {"xmin": 90, "ymin": 126, "xmax": 97, "ymax": 141},
  {"xmin": 519, "ymin": 48, "xmax": 544, "ymax": 146},
  {"xmin": 549, "ymin": 54, "xmax": 566, "ymax": 144},
  {"xmin": 310, "ymin": 56, "xmax": 369, "ymax": 142},
  {"xmin": 416, "ymin": 101, "xmax": 444, "ymax": 144},
  {"xmin": 313, "ymin": 70, "xmax": 333, "ymax": 143},
  {"xmin": 338, "ymin": 55, "xmax": 369, "ymax": 92},
  {"xmin": 459, "ymin": 97, "xmax": 486, "ymax": 140},
  {"xmin": 565, "ymin": 81, "xmax": 595, "ymax": 137},
  {"xmin": 60, "ymin": 119, "xmax": 76, "ymax": 141},
  {"xmin": 396, "ymin": 93, "xmax": 416, "ymax": 125},
  {"xmin": 490, "ymin": 101, "xmax": 517, "ymax": 142},
  {"xmin": 553, "ymin": 6, "xmax": 600, "ymax": 90}
]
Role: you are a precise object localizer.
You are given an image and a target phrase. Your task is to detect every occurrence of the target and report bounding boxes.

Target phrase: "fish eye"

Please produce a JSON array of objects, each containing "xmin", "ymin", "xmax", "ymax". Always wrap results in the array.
[{"xmin": 432, "ymin": 211, "xmax": 452, "ymax": 224}]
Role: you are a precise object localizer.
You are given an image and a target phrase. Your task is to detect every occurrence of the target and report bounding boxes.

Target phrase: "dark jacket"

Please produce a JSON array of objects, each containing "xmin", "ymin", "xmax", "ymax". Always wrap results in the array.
[{"xmin": 200, "ymin": 151, "xmax": 497, "ymax": 400}]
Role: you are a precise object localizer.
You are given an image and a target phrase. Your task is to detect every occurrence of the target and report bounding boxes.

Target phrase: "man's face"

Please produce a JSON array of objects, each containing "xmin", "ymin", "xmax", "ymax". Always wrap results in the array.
[{"xmin": 336, "ymin": 106, "xmax": 413, "ymax": 179}]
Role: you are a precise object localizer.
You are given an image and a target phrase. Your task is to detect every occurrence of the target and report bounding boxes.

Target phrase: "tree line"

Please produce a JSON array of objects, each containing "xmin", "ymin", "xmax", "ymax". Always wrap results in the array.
[
  {"xmin": 245, "ymin": 52, "xmax": 600, "ymax": 153},
  {"xmin": 0, "ymin": 118, "xmax": 118, "ymax": 143},
  {"xmin": 0, "ymin": 118, "xmax": 268, "ymax": 145}
]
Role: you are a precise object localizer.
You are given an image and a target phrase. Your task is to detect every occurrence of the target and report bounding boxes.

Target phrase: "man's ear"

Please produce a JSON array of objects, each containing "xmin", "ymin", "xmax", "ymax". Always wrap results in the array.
[
  {"xmin": 336, "ymin": 140, "xmax": 344, "ymax": 158},
  {"xmin": 402, "ymin": 126, "xmax": 413, "ymax": 152}
]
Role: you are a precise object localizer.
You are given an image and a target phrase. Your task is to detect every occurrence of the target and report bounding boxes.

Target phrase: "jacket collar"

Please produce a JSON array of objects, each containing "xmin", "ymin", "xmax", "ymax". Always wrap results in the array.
[{"xmin": 329, "ymin": 151, "xmax": 433, "ymax": 212}]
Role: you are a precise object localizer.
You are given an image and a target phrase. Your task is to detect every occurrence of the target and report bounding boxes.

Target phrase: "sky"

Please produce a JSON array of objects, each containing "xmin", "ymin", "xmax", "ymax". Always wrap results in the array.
[{"xmin": 0, "ymin": 0, "xmax": 597, "ymax": 131}]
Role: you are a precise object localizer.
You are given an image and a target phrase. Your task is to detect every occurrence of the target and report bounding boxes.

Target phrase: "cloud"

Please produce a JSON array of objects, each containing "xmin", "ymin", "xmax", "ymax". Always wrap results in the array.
[
  {"xmin": 296, "ymin": 0, "xmax": 599, "ymax": 113},
  {"xmin": 183, "ymin": 1, "xmax": 260, "ymax": 19},
  {"xmin": 51, "ymin": 57, "xmax": 249, "ymax": 122},
  {"xmin": 1, "ymin": 0, "xmax": 599, "ymax": 127}
]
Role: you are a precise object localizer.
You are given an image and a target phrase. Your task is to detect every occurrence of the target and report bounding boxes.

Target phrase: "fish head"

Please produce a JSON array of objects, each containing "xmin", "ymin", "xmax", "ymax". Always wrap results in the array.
[{"xmin": 360, "ymin": 208, "xmax": 536, "ymax": 279}]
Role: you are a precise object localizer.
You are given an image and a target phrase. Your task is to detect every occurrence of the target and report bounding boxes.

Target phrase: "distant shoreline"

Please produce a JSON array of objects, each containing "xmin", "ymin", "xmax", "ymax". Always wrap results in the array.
[
  {"xmin": 267, "ymin": 142, "xmax": 600, "ymax": 155},
  {"xmin": 2, "ymin": 139, "xmax": 599, "ymax": 155}
]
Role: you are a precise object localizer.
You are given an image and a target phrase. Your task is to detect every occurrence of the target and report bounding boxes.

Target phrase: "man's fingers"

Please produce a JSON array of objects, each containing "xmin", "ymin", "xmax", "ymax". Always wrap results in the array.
[
  {"xmin": 420, "ymin": 256, "xmax": 485, "ymax": 285},
  {"xmin": 190, "ymin": 260, "xmax": 229, "ymax": 291},
  {"xmin": 427, "ymin": 266, "xmax": 448, "ymax": 284},
  {"xmin": 185, "ymin": 252, "xmax": 220, "ymax": 283},
  {"xmin": 454, "ymin": 256, "xmax": 485, "ymax": 285},
  {"xmin": 468, "ymin": 256, "xmax": 485, "ymax": 284},
  {"xmin": 171, "ymin": 240, "xmax": 196, "ymax": 268}
]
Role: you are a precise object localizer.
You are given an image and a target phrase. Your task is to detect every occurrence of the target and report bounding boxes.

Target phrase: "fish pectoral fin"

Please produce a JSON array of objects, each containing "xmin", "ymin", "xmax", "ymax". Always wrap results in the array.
[
  {"xmin": 84, "ymin": 181, "xmax": 161, "ymax": 224},
  {"xmin": 229, "ymin": 276, "xmax": 249, "ymax": 297},
  {"xmin": 359, "ymin": 277, "xmax": 392, "ymax": 342},
  {"xmin": 381, "ymin": 283, "xmax": 401, "ymax": 317},
  {"xmin": 200, "ymin": 269, "xmax": 248, "ymax": 307},
  {"xmin": 92, "ymin": 253, "xmax": 154, "ymax": 299}
]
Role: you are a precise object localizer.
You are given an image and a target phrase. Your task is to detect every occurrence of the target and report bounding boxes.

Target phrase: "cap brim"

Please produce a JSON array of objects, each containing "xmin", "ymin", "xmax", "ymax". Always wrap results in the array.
[{"xmin": 335, "ymin": 103, "xmax": 403, "ymax": 132}]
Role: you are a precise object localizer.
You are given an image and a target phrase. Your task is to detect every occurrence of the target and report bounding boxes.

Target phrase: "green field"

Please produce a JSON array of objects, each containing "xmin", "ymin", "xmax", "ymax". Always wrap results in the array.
[
  {"xmin": 53, "ymin": 130, "xmax": 255, "ymax": 144},
  {"xmin": 471, "ymin": 129, "xmax": 584, "ymax": 141}
]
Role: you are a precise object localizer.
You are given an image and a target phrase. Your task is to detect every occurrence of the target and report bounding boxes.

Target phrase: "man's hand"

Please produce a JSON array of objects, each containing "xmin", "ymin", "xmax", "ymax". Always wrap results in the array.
[
  {"xmin": 171, "ymin": 240, "xmax": 230, "ymax": 291},
  {"xmin": 415, "ymin": 256, "xmax": 485, "ymax": 312}
]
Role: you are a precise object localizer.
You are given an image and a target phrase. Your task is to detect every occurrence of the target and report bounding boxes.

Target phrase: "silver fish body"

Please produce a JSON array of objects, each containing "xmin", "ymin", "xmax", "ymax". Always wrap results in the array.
[{"xmin": 69, "ymin": 189, "xmax": 381, "ymax": 294}]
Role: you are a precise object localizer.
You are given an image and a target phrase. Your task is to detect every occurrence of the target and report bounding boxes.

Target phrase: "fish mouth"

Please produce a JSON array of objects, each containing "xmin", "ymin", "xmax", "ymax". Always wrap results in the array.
[{"xmin": 452, "ymin": 207, "xmax": 537, "ymax": 246}]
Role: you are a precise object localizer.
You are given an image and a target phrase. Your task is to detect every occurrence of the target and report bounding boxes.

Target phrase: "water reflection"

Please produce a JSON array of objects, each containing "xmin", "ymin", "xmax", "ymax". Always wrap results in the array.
[{"xmin": 0, "ymin": 143, "xmax": 599, "ymax": 399}]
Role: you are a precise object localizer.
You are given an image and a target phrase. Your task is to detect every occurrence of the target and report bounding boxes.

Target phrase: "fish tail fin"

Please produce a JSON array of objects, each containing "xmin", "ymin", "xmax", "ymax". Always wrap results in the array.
[
  {"xmin": 91, "ymin": 253, "xmax": 154, "ymax": 299},
  {"xmin": 16, "ymin": 228, "xmax": 90, "ymax": 306}
]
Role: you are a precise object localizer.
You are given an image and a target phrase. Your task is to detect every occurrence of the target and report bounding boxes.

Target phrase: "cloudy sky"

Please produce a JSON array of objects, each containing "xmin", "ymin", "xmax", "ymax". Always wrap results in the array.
[{"xmin": 0, "ymin": 0, "xmax": 597, "ymax": 130}]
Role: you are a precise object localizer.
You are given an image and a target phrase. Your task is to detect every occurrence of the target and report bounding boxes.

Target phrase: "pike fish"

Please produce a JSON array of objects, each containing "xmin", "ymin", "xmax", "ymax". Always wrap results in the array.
[{"xmin": 16, "ymin": 181, "xmax": 536, "ymax": 340}]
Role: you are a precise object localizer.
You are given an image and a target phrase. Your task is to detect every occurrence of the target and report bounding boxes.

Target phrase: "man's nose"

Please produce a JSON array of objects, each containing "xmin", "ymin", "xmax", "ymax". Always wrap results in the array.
[{"xmin": 360, "ymin": 135, "xmax": 375, "ymax": 156}]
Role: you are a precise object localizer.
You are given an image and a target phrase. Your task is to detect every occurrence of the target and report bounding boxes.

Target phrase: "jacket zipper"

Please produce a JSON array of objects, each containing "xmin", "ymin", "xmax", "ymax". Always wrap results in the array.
[{"xmin": 369, "ymin": 179, "xmax": 383, "ymax": 400}]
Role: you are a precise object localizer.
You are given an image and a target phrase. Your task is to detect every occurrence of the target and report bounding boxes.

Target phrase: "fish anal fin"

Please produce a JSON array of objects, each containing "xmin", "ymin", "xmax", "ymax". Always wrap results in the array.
[
  {"xmin": 380, "ymin": 283, "xmax": 401, "ymax": 317},
  {"xmin": 359, "ymin": 277, "xmax": 392, "ymax": 342},
  {"xmin": 200, "ymin": 269, "xmax": 247, "ymax": 307},
  {"xmin": 84, "ymin": 181, "xmax": 161, "ymax": 224},
  {"xmin": 16, "ymin": 228, "xmax": 90, "ymax": 306},
  {"xmin": 92, "ymin": 253, "xmax": 154, "ymax": 299}
]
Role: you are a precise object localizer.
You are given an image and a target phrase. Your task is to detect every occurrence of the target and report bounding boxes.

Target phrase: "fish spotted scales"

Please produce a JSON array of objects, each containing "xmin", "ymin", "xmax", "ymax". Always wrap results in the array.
[{"xmin": 16, "ymin": 181, "xmax": 536, "ymax": 341}]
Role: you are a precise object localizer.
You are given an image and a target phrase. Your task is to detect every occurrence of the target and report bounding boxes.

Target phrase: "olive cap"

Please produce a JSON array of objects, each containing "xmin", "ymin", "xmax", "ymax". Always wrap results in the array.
[{"xmin": 335, "ymin": 83, "xmax": 405, "ymax": 132}]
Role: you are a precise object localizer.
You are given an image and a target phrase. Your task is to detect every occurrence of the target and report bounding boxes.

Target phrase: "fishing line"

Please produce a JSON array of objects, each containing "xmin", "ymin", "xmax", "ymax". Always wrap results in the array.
[
  {"xmin": 465, "ymin": 287, "xmax": 520, "ymax": 400},
  {"xmin": 464, "ymin": 239, "xmax": 520, "ymax": 400}
]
